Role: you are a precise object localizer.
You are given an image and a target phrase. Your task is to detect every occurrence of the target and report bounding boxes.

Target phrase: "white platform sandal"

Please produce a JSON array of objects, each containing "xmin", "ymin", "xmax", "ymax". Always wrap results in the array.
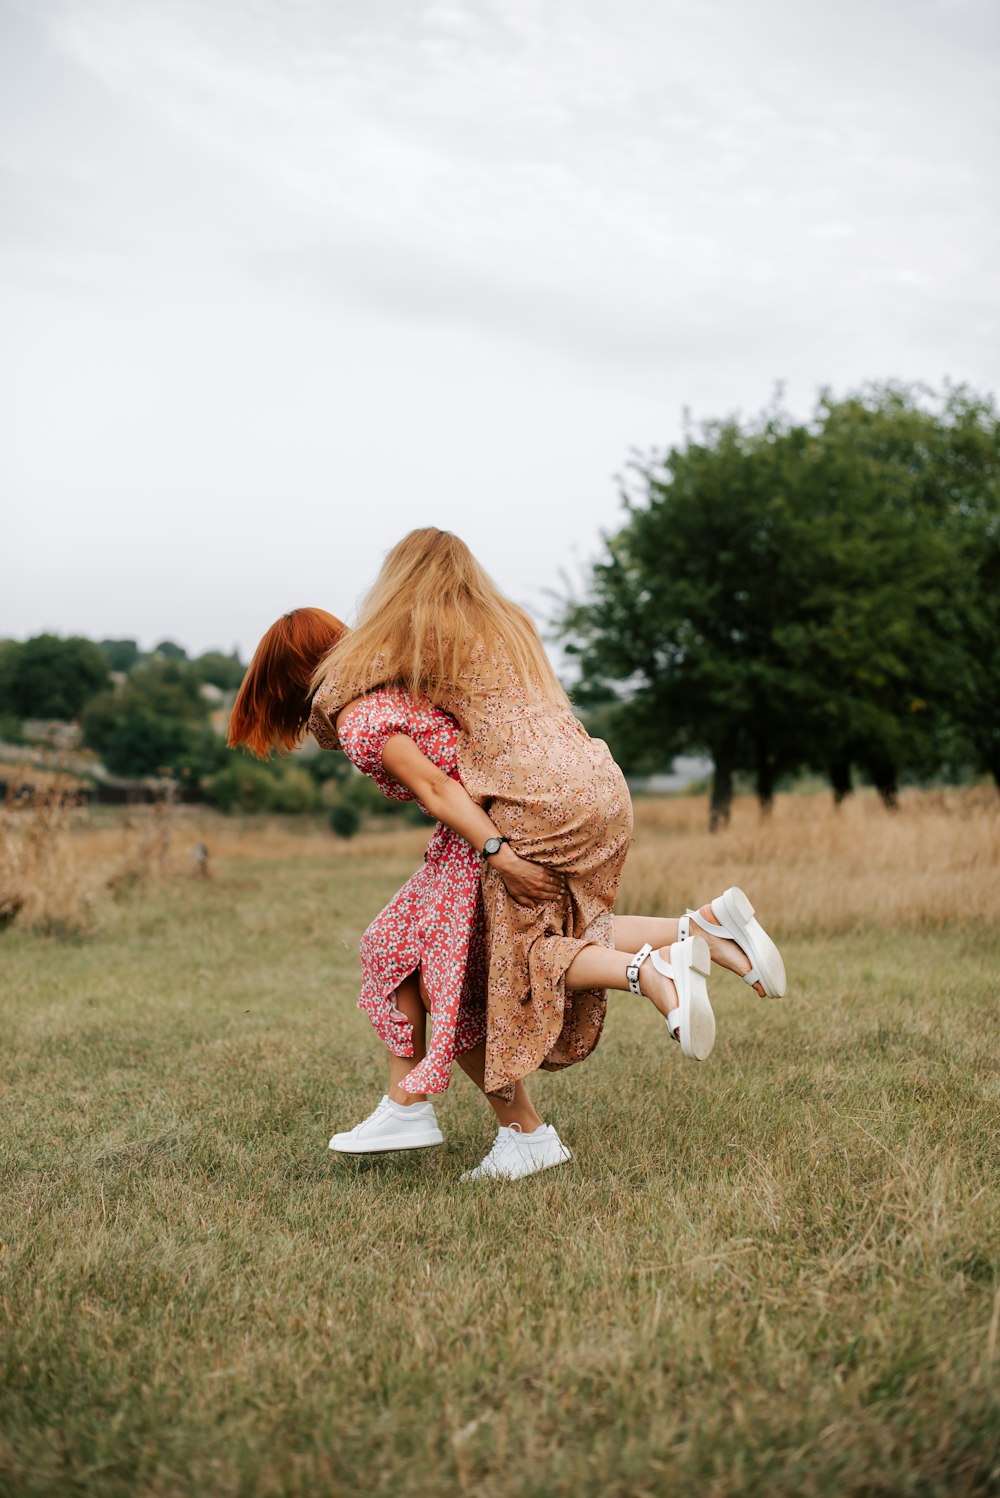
[
  {"xmin": 683, "ymin": 886, "xmax": 786, "ymax": 999},
  {"xmin": 626, "ymin": 935, "xmax": 716, "ymax": 1061}
]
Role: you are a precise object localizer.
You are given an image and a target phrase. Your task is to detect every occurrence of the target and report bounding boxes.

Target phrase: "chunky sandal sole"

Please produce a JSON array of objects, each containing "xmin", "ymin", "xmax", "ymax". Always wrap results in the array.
[
  {"xmin": 714, "ymin": 886, "xmax": 786, "ymax": 999},
  {"xmin": 653, "ymin": 935, "xmax": 716, "ymax": 1062}
]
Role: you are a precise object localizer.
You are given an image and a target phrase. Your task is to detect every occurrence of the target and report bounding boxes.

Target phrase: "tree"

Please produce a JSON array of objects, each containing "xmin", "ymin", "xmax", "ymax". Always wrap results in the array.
[
  {"xmin": 81, "ymin": 659, "xmax": 220, "ymax": 779},
  {"xmin": 98, "ymin": 639, "xmax": 142, "ymax": 673},
  {"xmin": 0, "ymin": 640, "xmax": 23, "ymax": 741},
  {"xmin": 559, "ymin": 383, "xmax": 1000, "ymax": 826},
  {"xmin": 153, "ymin": 640, "xmax": 188, "ymax": 661},
  {"xmin": 929, "ymin": 388, "xmax": 1000, "ymax": 788},
  {"xmin": 1, "ymin": 634, "xmax": 110, "ymax": 721},
  {"xmin": 561, "ymin": 401, "xmax": 820, "ymax": 827},
  {"xmin": 191, "ymin": 650, "xmax": 247, "ymax": 692},
  {"xmin": 787, "ymin": 384, "xmax": 988, "ymax": 806},
  {"xmin": 0, "ymin": 640, "xmax": 19, "ymax": 709}
]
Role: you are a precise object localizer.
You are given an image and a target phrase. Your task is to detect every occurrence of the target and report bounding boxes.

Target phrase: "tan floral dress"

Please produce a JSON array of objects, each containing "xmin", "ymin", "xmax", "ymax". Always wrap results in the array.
[{"xmin": 311, "ymin": 645, "xmax": 633, "ymax": 1097}]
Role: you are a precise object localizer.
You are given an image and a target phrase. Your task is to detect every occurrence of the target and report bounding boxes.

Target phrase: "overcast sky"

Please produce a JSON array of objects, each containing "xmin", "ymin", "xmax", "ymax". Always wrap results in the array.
[{"xmin": 2, "ymin": 0, "xmax": 998, "ymax": 658}]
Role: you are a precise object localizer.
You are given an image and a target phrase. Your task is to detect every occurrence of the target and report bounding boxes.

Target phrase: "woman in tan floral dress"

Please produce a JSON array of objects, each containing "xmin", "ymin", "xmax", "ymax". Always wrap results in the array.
[{"xmin": 306, "ymin": 529, "xmax": 787, "ymax": 1178}]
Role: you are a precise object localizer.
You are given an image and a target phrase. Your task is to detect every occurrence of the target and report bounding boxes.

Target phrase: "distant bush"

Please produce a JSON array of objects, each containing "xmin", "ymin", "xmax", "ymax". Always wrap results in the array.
[
  {"xmin": 338, "ymin": 771, "xmax": 408, "ymax": 818},
  {"xmin": 321, "ymin": 765, "xmax": 434, "ymax": 827},
  {"xmin": 203, "ymin": 758, "xmax": 320, "ymax": 814},
  {"xmin": 190, "ymin": 651, "xmax": 246, "ymax": 692},
  {"xmin": 98, "ymin": 638, "xmax": 142, "ymax": 673},
  {"xmin": 267, "ymin": 765, "xmax": 319, "ymax": 814},
  {"xmin": 202, "ymin": 760, "xmax": 276, "ymax": 813},
  {"xmin": 82, "ymin": 660, "xmax": 220, "ymax": 780},
  {"xmin": 328, "ymin": 803, "xmax": 362, "ymax": 839}
]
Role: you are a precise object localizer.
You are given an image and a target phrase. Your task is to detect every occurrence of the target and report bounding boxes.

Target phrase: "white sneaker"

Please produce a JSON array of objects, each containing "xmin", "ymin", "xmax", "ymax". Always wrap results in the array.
[
  {"xmin": 460, "ymin": 1122, "xmax": 571, "ymax": 1182},
  {"xmin": 328, "ymin": 1096, "xmax": 444, "ymax": 1154}
]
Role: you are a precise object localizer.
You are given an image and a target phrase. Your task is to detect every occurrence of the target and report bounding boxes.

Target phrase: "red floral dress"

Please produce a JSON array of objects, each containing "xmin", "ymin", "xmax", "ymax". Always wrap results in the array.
[{"xmin": 314, "ymin": 689, "xmax": 487, "ymax": 1095}]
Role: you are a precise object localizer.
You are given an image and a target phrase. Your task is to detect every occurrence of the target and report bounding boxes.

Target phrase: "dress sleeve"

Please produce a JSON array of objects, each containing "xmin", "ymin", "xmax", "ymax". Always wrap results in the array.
[
  {"xmin": 308, "ymin": 684, "xmax": 340, "ymax": 749},
  {"xmin": 338, "ymin": 693, "xmax": 415, "ymax": 802}
]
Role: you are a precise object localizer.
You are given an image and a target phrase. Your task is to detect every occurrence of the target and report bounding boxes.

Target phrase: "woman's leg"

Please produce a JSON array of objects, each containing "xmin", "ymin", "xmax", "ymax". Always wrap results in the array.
[
  {"xmin": 385, "ymin": 974, "xmax": 430, "ymax": 1105},
  {"xmin": 389, "ymin": 969, "xmax": 542, "ymax": 1130},
  {"xmin": 564, "ymin": 943, "xmax": 679, "ymax": 1020},
  {"xmin": 612, "ymin": 915, "xmax": 680, "ymax": 951},
  {"xmin": 565, "ymin": 900, "xmax": 766, "ymax": 1019},
  {"xmin": 408, "ymin": 966, "xmax": 543, "ymax": 1133},
  {"xmin": 614, "ymin": 912, "xmax": 765, "ymax": 997},
  {"xmin": 454, "ymin": 1043, "xmax": 543, "ymax": 1133}
]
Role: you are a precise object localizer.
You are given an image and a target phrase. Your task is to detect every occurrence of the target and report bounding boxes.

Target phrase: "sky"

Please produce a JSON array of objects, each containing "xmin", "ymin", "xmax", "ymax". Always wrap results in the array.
[{"xmin": 2, "ymin": 0, "xmax": 998, "ymax": 659}]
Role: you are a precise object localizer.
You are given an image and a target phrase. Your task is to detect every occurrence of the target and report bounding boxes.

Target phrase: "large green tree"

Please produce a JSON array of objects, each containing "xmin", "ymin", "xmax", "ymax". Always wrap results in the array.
[
  {"xmin": 98, "ymin": 638, "xmax": 142, "ymax": 673},
  {"xmin": 772, "ymin": 386, "xmax": 978, "ymax": 806},
  {"xmin": 929, "ymin": 388, "xmax": 1000, "ymax": 787},
  {"xmin": 560, "ymin": 384, "xmax": 1000, "ymax": 825},
  {"xmin": 561, "ymin": 403, "xmax": 823, "ymax": 826}
]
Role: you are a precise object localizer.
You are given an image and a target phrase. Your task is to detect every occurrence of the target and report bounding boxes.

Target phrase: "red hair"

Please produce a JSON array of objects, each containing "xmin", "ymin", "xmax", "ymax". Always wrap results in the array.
[{"xmin": 227, "ymin": 608, "xmax": 347, "ymax": 759}]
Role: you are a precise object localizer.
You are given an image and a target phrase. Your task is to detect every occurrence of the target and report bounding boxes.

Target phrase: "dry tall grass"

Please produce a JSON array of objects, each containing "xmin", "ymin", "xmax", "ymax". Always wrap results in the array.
[
  {"xmin": 619, "ymin": 784, "xmax": 1000, "ymax": 936},
  {"xmin": 0, "ymin": 781, "xmax": 177, "ymax": 936},
  {"xmin": 2, "ymin": 782, "xmax": 997, "ymax": 939}
]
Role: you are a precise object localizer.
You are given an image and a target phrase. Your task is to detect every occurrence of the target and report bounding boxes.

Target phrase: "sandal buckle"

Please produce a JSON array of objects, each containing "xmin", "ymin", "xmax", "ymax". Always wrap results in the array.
[{"xmin": 626, "ymin": 942, "xmax": 653, "ymax": 996}]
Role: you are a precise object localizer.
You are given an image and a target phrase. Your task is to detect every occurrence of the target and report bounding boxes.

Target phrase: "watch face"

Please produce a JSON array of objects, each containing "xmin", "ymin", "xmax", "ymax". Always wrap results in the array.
[{"xmin": 484, "ymin": 837, "xmax": 502, "ymax": 856}]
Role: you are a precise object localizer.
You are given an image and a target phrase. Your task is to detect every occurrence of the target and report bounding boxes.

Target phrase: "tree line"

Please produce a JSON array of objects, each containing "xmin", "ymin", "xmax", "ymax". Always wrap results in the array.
[
  {"xmin": 0, "ymin": 635, "xmax": 433, "ymax": 830},
  {"xmin": 560, "ymin": 382, "xmax": 1000, "ymax": 827},
  {"xmin": 4, "ymin": 381, "xmax": 997, "ymax": 825}
]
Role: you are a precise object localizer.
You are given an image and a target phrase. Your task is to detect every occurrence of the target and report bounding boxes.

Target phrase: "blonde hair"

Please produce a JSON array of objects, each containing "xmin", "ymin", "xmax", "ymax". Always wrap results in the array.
[{"xmin": 313, "ymin": 528, "xmax": 567, "ymax": 707}]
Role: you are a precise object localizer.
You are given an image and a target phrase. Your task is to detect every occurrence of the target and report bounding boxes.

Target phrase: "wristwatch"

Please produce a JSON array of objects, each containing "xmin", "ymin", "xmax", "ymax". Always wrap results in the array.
[{"xmin": 482, "ymin": 835, "xmax": 508, "ymax": 859}]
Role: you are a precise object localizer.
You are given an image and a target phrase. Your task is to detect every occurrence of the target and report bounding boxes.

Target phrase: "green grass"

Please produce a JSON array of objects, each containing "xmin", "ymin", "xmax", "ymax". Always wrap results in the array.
[{"xmin": 2, "ymin": 851, "xmax": 999, "ymax": 1497}]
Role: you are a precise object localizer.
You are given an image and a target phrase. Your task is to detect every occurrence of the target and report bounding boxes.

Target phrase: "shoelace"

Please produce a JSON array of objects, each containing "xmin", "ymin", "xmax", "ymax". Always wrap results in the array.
[
  {"xmin": 357, "ymin": 1101, "xmax": 394, "ymax": 1134},
  {"xmin": 480, "ymin": 1127, "xmax": 530, "ymax": 1170}
]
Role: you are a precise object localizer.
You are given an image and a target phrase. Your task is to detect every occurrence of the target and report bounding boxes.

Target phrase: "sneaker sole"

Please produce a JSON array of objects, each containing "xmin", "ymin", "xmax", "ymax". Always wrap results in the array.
[{"xmin": 328, "ymin": 1130, "xmax": 444, "ymax": 1154}]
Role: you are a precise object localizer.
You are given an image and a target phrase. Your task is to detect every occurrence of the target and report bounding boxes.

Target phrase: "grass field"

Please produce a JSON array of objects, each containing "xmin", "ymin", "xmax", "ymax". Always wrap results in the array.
[{"xmin": 2, "ymin": 789, "xmax": 999, "ymax": 1496}]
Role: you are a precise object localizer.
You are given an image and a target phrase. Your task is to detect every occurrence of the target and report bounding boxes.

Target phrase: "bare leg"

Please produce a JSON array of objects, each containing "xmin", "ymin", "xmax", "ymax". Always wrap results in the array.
[
  {"xmin": 613, "ymin": 915, "xmax": 679, "ymax": 951},
  {"xmin": 564, "ymin": 943, "xmax": 679, "ymax": 1021},
  {"xmin": 455, "ymin": 1043, "xmax": 543, "ymax": 1133},
  {"xmin": 388, "ymin": 970, "xmax": 543, "ymax": 1132},
  {"xmin": 688, "ymin": 903, "xmax": 766, "ymax": 996},
  {"xmin": 614, "ymin": 912, "xmax": 763, "ymax": 997},
  {"xmin": 386, "ymin": 975, "xmax": 430, "ymax": 1105},
  {"xmin": 429, "ymin": 961, "xmax": 543, "ymax": 1131}
]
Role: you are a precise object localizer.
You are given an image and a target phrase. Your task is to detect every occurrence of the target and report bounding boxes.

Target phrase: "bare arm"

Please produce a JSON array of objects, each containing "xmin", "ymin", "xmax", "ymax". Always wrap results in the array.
[{"xmin": 379, "ymin": 733, "xmax": 563, "ymax": 908}]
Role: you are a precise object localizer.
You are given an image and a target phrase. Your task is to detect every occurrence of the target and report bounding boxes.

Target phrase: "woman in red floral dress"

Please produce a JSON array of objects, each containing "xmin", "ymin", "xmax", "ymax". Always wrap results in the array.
[{"xmin": 335, "ymin": 689, "xmax": 488, "ymax": 1100}]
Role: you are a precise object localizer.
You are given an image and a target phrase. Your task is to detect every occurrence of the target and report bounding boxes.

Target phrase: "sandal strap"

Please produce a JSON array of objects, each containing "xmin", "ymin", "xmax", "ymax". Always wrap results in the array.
[
  {"xmin": 666, "ymin": 1008, "xmax": 681, "ymax": 1038},
  {"xmin": 648, "ymin": 947, "xmax": 675, "ymax": 981},
  {"xmin": 687, "ymin": 906, "xmax": 762, "ymax": 992},
  {"xmin": 691, "ymin": 898, "xmax": 760, "ymax": 994},
  {"xmin": 625, "ymin": 943, "xmax": 653, "ymax": 996},
  {"xmin": 687, "ymin": 906, "xmax": 739, "ymax": 946},
  {"xmin": 677, "ymin": 913, "xmax": 691, "ymax": 940}
]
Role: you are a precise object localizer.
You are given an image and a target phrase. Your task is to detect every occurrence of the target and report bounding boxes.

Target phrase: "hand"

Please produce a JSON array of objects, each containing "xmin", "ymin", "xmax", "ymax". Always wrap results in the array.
[{"xmin": 490, "ymin": 846, "xmax": 564, "ymax": 907}]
